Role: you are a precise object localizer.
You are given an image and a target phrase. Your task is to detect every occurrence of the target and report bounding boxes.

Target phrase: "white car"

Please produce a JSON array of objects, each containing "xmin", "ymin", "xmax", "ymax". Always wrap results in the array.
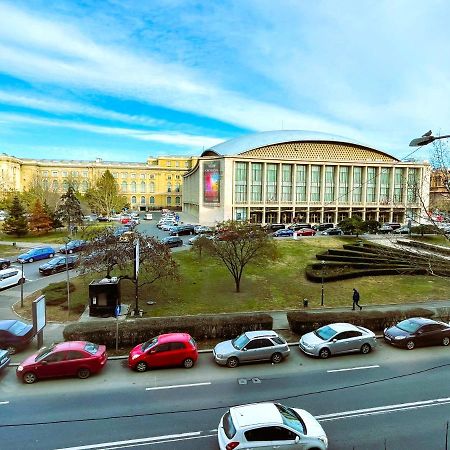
[
  {"xmin": 0, "ymin": 268, "xmax": 25, "ymax": 290},
  {"xmin": 144, "ymin": 213, "xmax": 153, "ymax": 220},
  {"xmin": 218, "ymin": 402, "xmax": 328, "ymax": 449}
]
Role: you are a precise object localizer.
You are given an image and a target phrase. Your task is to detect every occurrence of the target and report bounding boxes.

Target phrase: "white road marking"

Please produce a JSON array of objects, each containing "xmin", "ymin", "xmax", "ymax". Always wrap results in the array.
[
  {"xmin": 145, "ymin": 381, "xmax": 211, "ymax": 391},
  {"xmin": 0, "ymin": 401, "xmax": 9, "ymax": 405},
  {"xmin": 317, "ymin": 397, "xmax": 450, "ymax": 422},
  {"xmin": 327, "ymin": 364, "xmax": 380, "ymax": 373},
  {"xmin": 54, "ymin": 432, "xmax": 203, "ymax": 450}
]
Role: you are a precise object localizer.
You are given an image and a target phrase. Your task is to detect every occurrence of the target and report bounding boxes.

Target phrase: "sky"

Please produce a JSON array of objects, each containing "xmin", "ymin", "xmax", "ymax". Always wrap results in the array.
[{"xmin": 0, "ymin": 0, "xmax": 449, "ymax": 162}]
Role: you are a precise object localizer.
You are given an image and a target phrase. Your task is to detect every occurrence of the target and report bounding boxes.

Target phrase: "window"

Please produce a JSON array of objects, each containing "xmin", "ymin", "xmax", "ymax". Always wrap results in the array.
[
  {"xmin": 379, "ymin": 168, "xmax": 390, "ymax": 204},
  {"xmin": 131, "ymin": 173, "xmax": 136, "ymax": 178},
  {"xmin": 140, "ymin": 174, "xmax": 146, "ymax": 179},
  {"xmin": 131, "ymin": 181, "xmax": 137, "ymax": 193},
  {"xmin": 245, "ymin": 426, "xmax": 296, "ymax": 442},
  {"xmin": 167, "ymin": 182, "xmax": 172, "ymax": 192},
  {"xmin": 324, "ymin": 166, "xmax": 335, "ymax": 202},
  {"xmin": 44, "ymin": 352, "xmax": 66, "ymax": 363},
  {"xmin": 251, "ymin": 163, "xmax": 262, "ymax": 202},
  {"xmin": 52, "ymin": 171, "xmax": 58, "ymax": 177},
  {"xmin": 407, "ymin": 168, "xmax": 418, "ymax": 202},
  {"xmin": 175, "ymin": 196, "xmax": 181, "ymax": 205},
  {"xmin": 352, "ymin": 167, "xmax": 362, "ymax": 203},
  {"xmin": 366, "ymin": 167, "xmax": 376, "ymax": 203},
  {"xmin": 338, "ymin": 166, "xmax": 349, "ymax": 202},
  {"xmin": 43, "ymin": 179, "xmax": 49, "ymax": 190},
  {"xmin": 281, "ymin": 164, "xmax": 292, "ymax": 202},
  {"xmin": 149, "ymin": 196, "xmax": 155, "ymax": 204},
  {"xmin": 131, "ymin": 196, "xmax": 136, "ymax": 204},
  {"xmin": 121, "ymin": 172, "xmax": 128, "ymax": 178},
  {"xmin": 81, "ymin": 180, "xmax": 88, "ymax": 192},
  {"xmin": 113, "ymin": 173, "xmax": 119, "ymax": 178},
  {"xmin": 175, "ymin": 161, "xmax": 180, "ymax": 167},
  {"xmin": 140, "ymin": 181, "xmax": 146, "ymax": 193},
  {"xmin": 82, "ymin": 171, "xmax": 88, "ymax": 178},
  {"xmin": 310, "ymin": 165, "xmax": 321, "ymax": 202},
  {"xmin": 156, "ymin": 343, "xmax": 171, "ymax": 353},
  {"xmin": 167, "ymin": 161, "xmax": 171, "ymax": 167},
  {"xmin": 62, "ymin": 180, "xmax": 69, "ymax": 190},
  {"xmin": 169, "ymin": 342, "xmax": 185, "ymax": 350},
  {"xmin": 149, "ymin": 182, "xmax": 155, "ymax": 193},
  {"xmin": 42, "ymin": 170, "xmax": 48, "ymax": 177},
  {"xmin": 121, "ymin": 181, "xmax": 127, "ymax": 193},
  {"xmin": 295, "ymin": 165, "xmax": 307, "ymax": 202},
  {"xmin": 67, "ymin": 351, "xmax": 85, "ymax": 360},
  {"xmin": 149, "ymin": 174, "xmax": 155, "ymax": 179},
  {"xmin": 266, "ymin": 164, "xmax": 278, "ymax": 202},
  {"xmin": 52, "ymin": 180, "xmax": 59, "ymax": 190},
  {"xmin": 167, "ymin": 196, "xmax": 172, "ymax": 205},
  {"xmin": 235, "ymin": 162, "xmax": 248, "ymax": 203},
  {"xmin": 71, "ymin": 171, "xmax": 78, "ymax": 177},
  {"xmin": 140, "ymin": 196, "xmax": 146, "ymax": 204},
  {"xmin": 175, "ymin": 183, "xmax": 180, "ymax": 192},
  {"xmin": 62, "ymin": 171, "xmax": 68, "ymax": 177},
  {"xmin": 393, "ymin": 168, "xmax": 404, "ymax": 203},
  {"xmin": 184, "ymin": 161, "xmax": 189, "ymax": 168}
]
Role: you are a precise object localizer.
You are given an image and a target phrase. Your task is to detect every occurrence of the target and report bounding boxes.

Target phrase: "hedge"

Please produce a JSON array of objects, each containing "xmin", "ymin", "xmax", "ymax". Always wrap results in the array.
[
  {"xmin": 63, "ymin": 312, "xmax": 273, "ymax": 348},
  {"xmin": 287, "ymin": 308, "xmax": 436, "ymax": 334}
]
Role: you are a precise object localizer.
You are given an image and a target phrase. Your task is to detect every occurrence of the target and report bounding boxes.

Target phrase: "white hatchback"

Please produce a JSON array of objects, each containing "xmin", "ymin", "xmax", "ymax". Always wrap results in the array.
[
  {"xmin": 0, "ymin": 268, "xmax": 25, "ymax": 290},
  {"xmin": 218, "ymin": 402, "xmax": 328, "ymax": 449}
]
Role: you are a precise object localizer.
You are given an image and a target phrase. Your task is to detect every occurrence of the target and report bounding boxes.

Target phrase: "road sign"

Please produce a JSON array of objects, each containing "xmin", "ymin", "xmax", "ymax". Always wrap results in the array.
[
  {"xmin": 115, "ymin": 304, "xmax": 121, "ymax": 318},
  {"xmin": 175, "ymin": 214, "xmax": 180, "ymax": 221}
]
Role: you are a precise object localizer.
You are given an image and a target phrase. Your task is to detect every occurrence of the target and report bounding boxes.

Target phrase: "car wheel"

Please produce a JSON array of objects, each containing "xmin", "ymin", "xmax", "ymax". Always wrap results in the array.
[
  {"xmin": 406, "ymin": 340, "xmax": 415, "ymax": 350},
  {"xmin": 442, "ymin": 337, "xmax": 450, "ymax": 346},
  {"xmin": 7, "ymin": 345, "xmax": 17, "ymax": 355},
  {"xmin": 183, "ymin": 358, "xmax": 194, "ymax": 369},
  {"xmin": 319, "ymin": 348, "xmax": 331, "ymax": 359},
  {"xmin": 135, "ymin": 361, "xmax": 148, "ymax": 372},
  {"xmin": 0, "ymin": 263, "xmax": 7, "ymax": 270},
  {"xmin": 77, "ymin": 367, "xmax": 91, "ymax": 379},
  {"xmin": 360, "ymin": 343, "xmax": 371, "ymax": 354},
  {"xmin": 23, "ymin": 372, "xmax": 37, "ymax": 384},
  {"xmin": 28, "ymin": 258, "xmax": 34, "ymax": 263},
  {"xmin": 49, "ymin": 253, "xmax": 54, "ymax": 258},
  {"xmin": 271, "ymin": 352, "xmax": 283, "ymax": 364},
  {"xmin": 226, "ymin": 357, "xmax": 239, "ymax": 368}
]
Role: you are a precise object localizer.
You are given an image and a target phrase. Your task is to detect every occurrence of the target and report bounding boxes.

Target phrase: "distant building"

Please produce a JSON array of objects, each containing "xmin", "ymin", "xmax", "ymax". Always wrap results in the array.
[
  {"xmin": 429, "ymin": 169, "xmax": 450, "ymax": 213},
  {"xmin": 182, "ymin": 130, "xmax": 431, "ymax": 226},
  {"xmin": 0, "ymin": 153, "xmax": 196, "ymax": 210}
]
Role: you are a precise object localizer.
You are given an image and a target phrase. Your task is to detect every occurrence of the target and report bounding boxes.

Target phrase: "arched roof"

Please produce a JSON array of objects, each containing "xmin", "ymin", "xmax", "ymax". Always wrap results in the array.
[{"xmin": 201, "ymin": 130, "xmax": 399, "ymax": 162}]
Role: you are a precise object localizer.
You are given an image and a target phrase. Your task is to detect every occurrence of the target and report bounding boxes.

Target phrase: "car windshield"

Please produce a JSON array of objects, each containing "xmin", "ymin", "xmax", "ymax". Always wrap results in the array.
[
  {"xmin": 314, "ymin": 325, "xmax": 337, "ymax": 341},
  {"xmin": 35, "ymin": 345, "xmax": 56, "ymax": 362},
  {"xmin": 142, "ymin": 337, "xmax": 158, "ymax": 351},
  {"xmin": 232, "ymin": 333, "xmax": 250, "ymax": 350},
  {"xmin": 9, "ymin": 321, "xmax": 28, "ymax": 335},
  {"xmin": 84, "ymin": 342, "xmax": 99, "ymax": 354},
  {"xmin": 396, "ymin": 320, "xmax": 422, "ymax": 333},
  {"xmin": 275, "ymin": 404, "xmax": 306, "ymax": 434}
]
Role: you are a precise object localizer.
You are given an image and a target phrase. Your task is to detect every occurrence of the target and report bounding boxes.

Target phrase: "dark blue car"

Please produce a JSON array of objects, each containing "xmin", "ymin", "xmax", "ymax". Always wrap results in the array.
[
  {"xmin": 272, "ymin": 229, "xmax": 293, "ymax": 237},
  {"xmin": 17, "ymin": 246, "xmax": 56, "ymax": 263},
  {"xmin": 59, "ymin": 240, "xmax": 86, "ymax": 254}
]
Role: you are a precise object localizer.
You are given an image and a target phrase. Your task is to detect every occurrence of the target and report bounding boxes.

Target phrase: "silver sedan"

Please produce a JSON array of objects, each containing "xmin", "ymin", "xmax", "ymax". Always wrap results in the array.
[{"xmin": 299, "ymin": 322, "xmax": 376, "ymax": 359}]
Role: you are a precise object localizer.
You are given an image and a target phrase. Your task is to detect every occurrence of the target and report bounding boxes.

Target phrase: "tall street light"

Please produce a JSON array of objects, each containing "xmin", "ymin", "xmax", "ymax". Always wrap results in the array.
[
  {"xmin": 409, "ymin": 131, "xmax": 450, "ymax": 147},
  {"xmin": 65, "ymin": 239, "xmax": 71, "ymax": 321},
  {"xmin": 321, "ymin": 260, "xmax": 325, "ymax": 307}
]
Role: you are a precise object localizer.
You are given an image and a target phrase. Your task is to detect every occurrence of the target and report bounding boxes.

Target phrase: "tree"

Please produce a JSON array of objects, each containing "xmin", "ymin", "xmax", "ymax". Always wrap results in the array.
[
  {"xmin": 190, "ymin": 235, "xmax": 212, "ymax": 259},
  {"xmin": 207, "ymin": 221, "xmax": 278, "ymax": 293},
  {"xmin": 85, "ymin": 170, "xmax": 127, "ymax": 217},
  {"xmin": 56, "ymin": 185, "xmax": 84, "ymax": 234},
  {"xmin": 2, "ymin": 195, "xmax": 28, "ymax": 236},
  {"xmin": 29, "ymin": 199, "xmax": 53, "ymax": 235},
  {"xmin": 338, "ymin": 216, "xmax": 365, "ymax": 236}
]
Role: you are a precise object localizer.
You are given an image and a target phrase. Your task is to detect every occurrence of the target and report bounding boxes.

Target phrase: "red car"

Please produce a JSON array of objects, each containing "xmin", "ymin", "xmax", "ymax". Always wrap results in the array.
[
  {"xmin": 128, "ymin": 333, "xmax": 198, "ymax": 372},
  {"xmin": 296, "ymin": 228, "xmax": 316, "ymax": 236},
  {"xmin": 16, "ymin": 341, "xmax": 107, "ymax": 384}
]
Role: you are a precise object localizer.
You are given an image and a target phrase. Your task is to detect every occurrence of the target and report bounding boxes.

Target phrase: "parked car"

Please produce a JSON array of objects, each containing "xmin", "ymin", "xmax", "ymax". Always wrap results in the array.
[
  {"xmin": 313, "ymin": 223, "xmax": 334, "ymax": 232},
  {"xmin": 378, "ymin": 224, "xmax": 394, "ymax": 234},
  {"xmin": 38, "ymin": 255, "xmax": 79, "ymax": 276},
  {"xmin": 113, "ymin": 226, "xmax": 129, "ymax": 237},
  {"xmin": 296, "ymin": 228, "xmax": 316, "ymax": 236},
  {"xmin": 16, "ymin": 341, "xmax": 108, "ymax": 384},
  {"xmin": 157, "ymin": 219, "xmax": 177, "ymax": 229},
  {"xmin": 0, "ymin": 268, "xmax": 25, "ymax": 290},
  {"xmin": 170, "ymin": 225, "xmax": 195, "ymax": 236},
  {"xmin": 0, "ymin": 349, "xmax": 10, "ymax": 372},
  {"xmin": 0, "ymin": 320, "xmax": 34, "ymax": 354},
  {"xmin": 97, "ymin": 215, "xmax": 111, "ymax": 222},
  {"xmin": 384, "ymin": 317, "xmax": 450, "ymax": 350},
  {"xmin": 217, "ymin": 402, "xmax": 328, "ymax": 450},
  {"xmin": 289, "ymin": 223, "xmax": 313, "ymax": 231},
  {"xmin": 128, "ymin": 333, "xmax": 198, "ymax": 372},
  {"xmin": 59, "ymin": 240, "xmax": 86, "ymax": 254},
  {"xmin": 393, "ymin": 226, "xmax": 410, "ymax": 234},
  {"xmin": 17, "ymin": 246, "xmax": 56, "ymax": 263},
  {"xmin": 384, "ymin": 222, "xmax": 402, "ymax": 230},
  {"xmin": 321, "ymin": 228, "xmax": 343, "ymax": 236},
  {"xmin": 299, "ymin": 323, "xmax": 376, "ymax": 359},
  {"xmin": 144, "ymin": 213, "xmax": 153, "ymax": 220},
  {"xmin": 0, "ymin": 258, "xmax": 11, "ymax": 270},
  {"xmin": 188, "ymin": 234, "xmax": 213, "ymax": 245},
  {"xmin": 161, "ymin": 236, "xmax": 183, "ymax": 248},
  {"xmin": 213, "ymin": 330, "xmax": 290, "ymax": 368},
  {"xmin": 272, "ymin": 229, "xmax": 294, "ymax": 238},
  {"xmin": 194, "ymin": 225, "xmax": 213, "ymax": 234},
  {"xmin": 266, "ymin": 223, "xmax": 286, "ymax": 232}
]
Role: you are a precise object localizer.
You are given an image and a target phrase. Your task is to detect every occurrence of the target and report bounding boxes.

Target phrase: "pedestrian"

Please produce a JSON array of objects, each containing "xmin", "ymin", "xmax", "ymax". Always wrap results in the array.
[{"xmin": 352, "ymin": 288, "xmax": 362, "ymax": 310}]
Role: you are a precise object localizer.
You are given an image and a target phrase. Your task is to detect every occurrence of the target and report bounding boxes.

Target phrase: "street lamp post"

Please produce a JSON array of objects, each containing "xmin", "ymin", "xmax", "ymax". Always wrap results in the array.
[
  {"xmin": 321, "ymin": 260, "xmax": 325, "ymax": 307},
  {"xmin": 65, "ymin": 240, "xmax": 70, "ymax": 321},
  {"xmin": 409, "ymin": 131, "xmax": 450, "ymax": 147},
  {"xmin": 20, "ymin": 261, "xmax": 24, "ymax": 308}
]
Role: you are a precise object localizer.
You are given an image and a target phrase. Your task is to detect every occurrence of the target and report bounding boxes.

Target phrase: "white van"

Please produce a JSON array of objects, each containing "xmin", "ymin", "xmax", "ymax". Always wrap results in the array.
[
  {"xmin": 0, "ymin": 268, "xmax": 25, "ymax": 290},
  {"xmin": 144, "ymin": 213, "xmax": 153, "ymax": 220}
]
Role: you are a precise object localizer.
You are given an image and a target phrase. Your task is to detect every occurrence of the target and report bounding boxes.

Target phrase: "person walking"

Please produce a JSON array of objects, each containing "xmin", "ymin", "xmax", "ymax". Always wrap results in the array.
[{"xmin": 352, "ymin": 288, "xmax": 362, "ymax": 310}]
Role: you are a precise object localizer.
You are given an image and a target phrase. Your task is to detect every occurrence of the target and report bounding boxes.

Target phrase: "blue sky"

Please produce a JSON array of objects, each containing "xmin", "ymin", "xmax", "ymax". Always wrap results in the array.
[{"xmin": 0, "ymin": 0, "xmax": 449, "ymax": 162}]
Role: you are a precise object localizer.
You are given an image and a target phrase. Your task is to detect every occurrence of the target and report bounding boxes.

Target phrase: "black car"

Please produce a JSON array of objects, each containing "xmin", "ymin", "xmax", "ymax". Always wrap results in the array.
[
  {"xmin": 39, "ymin": 255, "xmax": 79, "ymax": 276},
  {"xmin": 169, "ymin": 225, "xmax": 195, "ymax": 236},
  {"xmin": 384, "ymin": 317, "xmax": 450, "ymax": 350},
  {"xmin": 0, "ymin": 320, "xmax": 34, "ymax": 354},
  {"xmin": 162, "ymin": 236, "xmax": 183, "ymax": 248},
  {"xmin": 0, "ymin": 349, "xmax": 10, "ymax": 371},
  {"xmin": 265, "ymin": 223, "xmax": 286, "ymax": 232},
  {"xmin": 0, "ymin": 258, "xmax": 11, "ymax": 270},
  {"xmin": 288, "ymin": 223, "xmax": 312, "ymax": 231},
  {"xmin": 59, "ymin": 239, "xmax": 86, "ymax": 254},
  {"xmin": 322, "ymin": 228, "xmax": 343, "ymax": 236}
]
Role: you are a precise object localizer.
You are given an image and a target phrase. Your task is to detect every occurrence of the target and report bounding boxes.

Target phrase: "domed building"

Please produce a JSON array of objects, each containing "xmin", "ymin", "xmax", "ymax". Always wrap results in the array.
[{"xmin": 182, "ymin": 130, "xmax": 431, "ymax": 226}]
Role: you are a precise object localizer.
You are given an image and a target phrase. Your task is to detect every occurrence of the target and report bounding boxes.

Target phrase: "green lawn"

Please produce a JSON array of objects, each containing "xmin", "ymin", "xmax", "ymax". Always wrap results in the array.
[{"xmin": 39, "ymin": 236, "xmax": 450, "ymax": 320}]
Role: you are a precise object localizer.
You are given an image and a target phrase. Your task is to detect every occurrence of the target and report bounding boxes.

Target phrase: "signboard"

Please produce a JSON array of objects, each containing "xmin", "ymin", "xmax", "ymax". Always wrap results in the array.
[
  {"xmin": 134, "ymin": 239, "xmax": 140, "ymax": 279},
  {"xmin": 32, "ymin": 295, "xmax": 46, "ymax": 334},
  {"xmin": 203, "ymin": 160, "xmax": 220, "ymax": 204},
  {"xmin": 115, "ymin": 304, "xmax": 121, "ymax": 318}
]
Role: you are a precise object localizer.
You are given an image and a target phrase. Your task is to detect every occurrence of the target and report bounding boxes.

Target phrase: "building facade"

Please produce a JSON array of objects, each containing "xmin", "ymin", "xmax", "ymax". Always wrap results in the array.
[
  {"xmin": 0, "ymin": 153, "xmax": 196, "ymax": 210},
  {"xmin": 183, "ymin": 130, "xmax": 431, "ymax": 226}
]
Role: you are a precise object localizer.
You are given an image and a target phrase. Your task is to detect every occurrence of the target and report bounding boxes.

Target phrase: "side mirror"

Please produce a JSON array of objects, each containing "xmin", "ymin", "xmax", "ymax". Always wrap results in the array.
[
  {"xmin": 295, "ymin": 436, "xmax": 300, "ymax": 443},
  {"xmin": 332, "ymin": 338, "xmax": 337, "ymax": 343},
  {"xmin": 242, "ymin": 347, "xmax": 247, "ymax": 351},
  {"xmin": 41, "ymin": 360, "xmax": 48, "ymax": 365}
]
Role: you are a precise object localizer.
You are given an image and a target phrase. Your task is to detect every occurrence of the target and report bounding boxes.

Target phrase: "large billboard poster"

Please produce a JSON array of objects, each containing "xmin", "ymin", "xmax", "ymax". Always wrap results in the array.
[{"xmin": 203, "ymin": 160, "xmax": 220, "ymax": 203}]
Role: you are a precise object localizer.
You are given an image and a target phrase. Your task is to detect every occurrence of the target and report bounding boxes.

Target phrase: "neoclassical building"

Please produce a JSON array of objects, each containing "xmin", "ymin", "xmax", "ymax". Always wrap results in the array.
[
  {"xmin": 0, "ymin": 153, "xmax": 196, "ymax": 210},
  {"xmin": 182, "ymin": 130, "xmax": 431, "ymax": 226}
]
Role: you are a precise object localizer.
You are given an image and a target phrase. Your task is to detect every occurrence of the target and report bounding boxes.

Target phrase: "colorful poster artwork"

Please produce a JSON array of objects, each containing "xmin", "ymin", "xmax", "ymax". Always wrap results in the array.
[{"xmin": 203, "ymin": 161, "xmax": 220, "ymax": 203}]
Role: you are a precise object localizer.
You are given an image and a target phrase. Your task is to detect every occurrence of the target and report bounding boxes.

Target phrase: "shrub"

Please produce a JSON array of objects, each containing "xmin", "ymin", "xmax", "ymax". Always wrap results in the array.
[{"xmin": 63, "ymin": 312, "xmax": 273, "ymax": 348}]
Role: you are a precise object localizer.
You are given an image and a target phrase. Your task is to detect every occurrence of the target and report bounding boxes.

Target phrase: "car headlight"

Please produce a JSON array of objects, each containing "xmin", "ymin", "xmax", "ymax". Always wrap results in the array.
[
  {"xmin": 17, "ymin": 366, "xmax": 23, "ymax": 371},
  {"xmin": 394, "ymin": 336, "xmax": 406, "ymax": 340},
  {"xmin": 215, "ymin": 353, "xmax": 224, "ymax": 359},
  {"xmin": 318, "ymin": 435, "xmax": 328, "ymax": 446},
  {"xmin": 131, "ymin": 354, "xmax": 140, "ymax": 360}
]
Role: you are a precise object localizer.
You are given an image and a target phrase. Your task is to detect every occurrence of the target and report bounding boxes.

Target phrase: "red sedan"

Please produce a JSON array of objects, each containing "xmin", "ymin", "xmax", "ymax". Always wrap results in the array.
[
  {"xmin": 17, "ymin": 341, "xmax": 107, "ymax": 384},
  {"xmin": 128, "ymin": 333, "xmax": 198, "ymax": 372},
  {"xmin": 296, "ymin": 228, "xmax": 316, "ymax": 236}
]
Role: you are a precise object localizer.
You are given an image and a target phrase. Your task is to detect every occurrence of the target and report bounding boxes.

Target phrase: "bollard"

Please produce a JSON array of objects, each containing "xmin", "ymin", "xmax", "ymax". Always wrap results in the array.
[{"xmin": 303, "ymin": 298, "xmax": 308, "ymax": 308}]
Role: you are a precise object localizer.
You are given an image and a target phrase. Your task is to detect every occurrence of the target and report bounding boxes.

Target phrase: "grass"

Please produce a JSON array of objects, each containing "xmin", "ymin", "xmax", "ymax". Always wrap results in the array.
[{"xmin": 17, "ymin": 236, "xmax": 450, "ymax": 322}]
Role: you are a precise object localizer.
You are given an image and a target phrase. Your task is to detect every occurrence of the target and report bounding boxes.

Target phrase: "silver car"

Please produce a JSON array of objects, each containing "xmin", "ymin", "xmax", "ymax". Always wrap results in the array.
[
  {"xmin": 213, "ymin": 330, "xmax": 290, "ymax": 368},
  {"xmin": 299, "ymin": 322, "xmax": 376, "ymax": 359}
]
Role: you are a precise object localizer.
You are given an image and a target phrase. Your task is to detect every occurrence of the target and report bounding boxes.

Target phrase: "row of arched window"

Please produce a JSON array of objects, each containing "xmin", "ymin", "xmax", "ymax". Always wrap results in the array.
[
  {"xmin": 120, "ymin": 181, "xmax": 181, "ymax": 193},
  {"xmin": 130, "ymin": 196, "xmax": 181, "ymax": 205},
  {"xmin": 44, "ymin": 179, "xmax": 90, "ymax": 192}
]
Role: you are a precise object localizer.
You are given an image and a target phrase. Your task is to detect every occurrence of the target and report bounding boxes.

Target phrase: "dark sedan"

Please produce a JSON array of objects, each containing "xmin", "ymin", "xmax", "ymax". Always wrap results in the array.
[
  {"xmin": 272, "ymin": 229, "xmax": 293, "ymax": 237},
  {"xmin": 169, "ymin": 225, "xmax": 195, "ymax": 236},
  {"xmin": 0, "ymin": 320, "xmax": 34, "ymax": 354},
  {"xmin": 0, "ymin": 258, "xmax": 11, "ymax": 270},
  {"xmin": 59, "ymin": 240, "xmax": 86, "ymax": 254},
  {"xmin": 161, "ymin": 236, "xmax": 183, "ymax": 248},
  {"xmin": 384, "ymin": 317, "xmax": 450, "ymax": 350},
  {"xmin": 39, "ymin": 255, "xmax": 79, "ymax": 276}
]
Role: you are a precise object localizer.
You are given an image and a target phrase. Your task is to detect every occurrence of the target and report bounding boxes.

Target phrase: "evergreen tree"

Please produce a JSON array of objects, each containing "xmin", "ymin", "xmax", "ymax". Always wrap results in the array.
[
  {"xmin": 56, "ymin": 185, "xmax": 84, "ymax": 234},
  {"xmin": 3, "ymin": 195, "xmax": 29, "ymax": 236},
  {"xmin": 29, "ymin": 199, "xmax": 53, "ymax": 235}
]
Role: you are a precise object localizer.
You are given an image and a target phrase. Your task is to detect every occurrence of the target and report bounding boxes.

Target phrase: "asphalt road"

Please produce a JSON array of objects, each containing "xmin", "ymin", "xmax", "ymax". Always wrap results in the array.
[{"xmin": 1, "ymin": 342, "xmax": 450, "ymax": 449}]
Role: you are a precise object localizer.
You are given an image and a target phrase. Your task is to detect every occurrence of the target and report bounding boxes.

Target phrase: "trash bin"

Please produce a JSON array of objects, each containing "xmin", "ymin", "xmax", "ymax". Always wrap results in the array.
[{"xmin": 303, "ymin": 298, "xmax": 308, "ymax": 308}]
